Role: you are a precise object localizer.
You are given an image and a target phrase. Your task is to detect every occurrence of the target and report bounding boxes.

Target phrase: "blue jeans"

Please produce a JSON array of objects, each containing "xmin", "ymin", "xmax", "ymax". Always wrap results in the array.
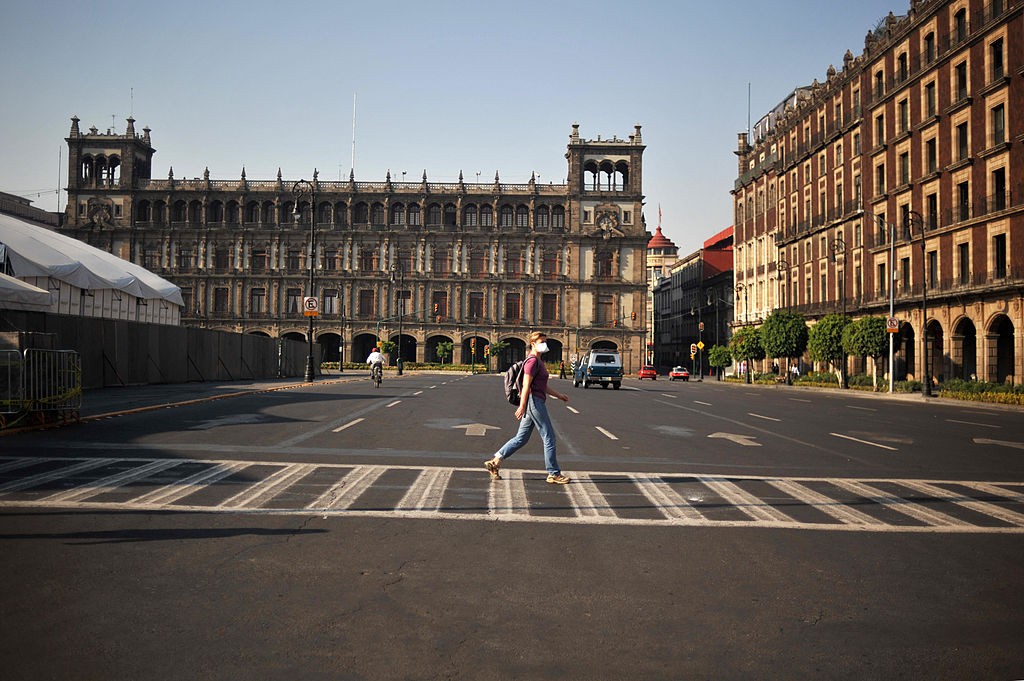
[{"xmin": 495, "ymin": 395, "xmax": 560, "ymax": 475}]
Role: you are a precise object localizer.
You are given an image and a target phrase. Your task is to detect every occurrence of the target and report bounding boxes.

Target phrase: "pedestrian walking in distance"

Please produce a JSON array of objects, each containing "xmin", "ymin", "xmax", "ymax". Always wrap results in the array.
[{"xmin": 485, "ymin": 332, "xmax": 571, "ymax": 484}]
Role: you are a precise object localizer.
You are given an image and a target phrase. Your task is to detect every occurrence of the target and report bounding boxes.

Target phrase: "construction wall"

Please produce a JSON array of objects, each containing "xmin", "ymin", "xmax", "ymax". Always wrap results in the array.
[{"xmin": 0, "ymin": 311, "xmax": 316, "ymax": 388}]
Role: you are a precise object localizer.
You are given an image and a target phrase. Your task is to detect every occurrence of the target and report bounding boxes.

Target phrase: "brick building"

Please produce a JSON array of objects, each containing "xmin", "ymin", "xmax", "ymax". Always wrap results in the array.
[
  {"xmin": 732, "ymin": 0, "xmax": 1022, "ymax": 385},
  {"xmin": 59, "ymin": 120, "xmax": 649, "ymax": 372}
]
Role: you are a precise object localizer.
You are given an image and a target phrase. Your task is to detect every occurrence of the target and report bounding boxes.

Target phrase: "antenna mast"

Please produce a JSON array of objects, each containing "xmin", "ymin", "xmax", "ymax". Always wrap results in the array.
[{"xmin": 350, "ymin": 93, "xmax": 357, "ymax": 175}]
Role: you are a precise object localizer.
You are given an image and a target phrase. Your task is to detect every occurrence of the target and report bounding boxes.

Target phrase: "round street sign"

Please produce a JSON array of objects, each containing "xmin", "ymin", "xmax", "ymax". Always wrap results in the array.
[
  {"xmin": 886, "ymin": 316, "xmax": 899, "ymax": 333},
  {"xmin": 303, "ymin": 296, "xmax": 320, "ymax": 317}
]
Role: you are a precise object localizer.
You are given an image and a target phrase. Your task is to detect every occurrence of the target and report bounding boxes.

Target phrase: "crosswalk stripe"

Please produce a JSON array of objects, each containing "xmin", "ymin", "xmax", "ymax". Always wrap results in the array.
[
  {"xmin": 900, "ymin": 480, "xmax": 1024, "ymax": 526},
  {"xmin": 0, "ymin": 458, "xmax": 38, "ymax": 475},
  {"xmin": 565, "ymin": 473, "xmax": 617, "ymax": 518},
  {"xmin": 308, "ymin": 466, "xmax": 385, "ymax": 511},
  {"xmin": 765, "ymin": 478, "xmax": 885, "ymax": 526},
  {"xmin": 489, "ymin": 469, "xmax": 528, "ymax": 516},
  {"xmin": 632, "ymin": 475, "xmax": 705, "ymax": 522},
  {"xmin": 132, "ymin": 462, "xmax": 249, "ymax": 506},
  {"xmin": 398, "ymin": 467, "xmax": 452, "ymax": 512},
  {"xmin": 0, "ymin": 458, "xmax": 116, "ymax": 495},
  {"xmin": 698, "ymin": 476, "xmax": 795, "ymax": 523},
  {"xmin": 960, "ymin": 481, "xmax": 1024, "ymax": 504},
  {"xmin": 220, "ymin": 464, "xmax": 314, "ymax": 509},
  {"xmin": 40, "ymin": 459, "xmax": 181, "ymax": 503},
  {"xmin": 829, "ymin": 479, "xmax": 970, "ymax": 527}
]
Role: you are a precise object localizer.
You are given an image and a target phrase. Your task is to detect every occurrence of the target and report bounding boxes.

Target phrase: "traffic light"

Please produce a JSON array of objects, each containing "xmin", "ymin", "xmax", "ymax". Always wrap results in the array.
[
  {"xmin": 433, "ymin": 303, "xmax": 439, "ymax": 314},
  {"xmin": 471, "ymin": 339, "xmax": 476, "ymax": 349},
  {"xmin": 612, "ymin": 320, "xmax": 617, "ymax": 327},
  {"xmin": 631, "ymin": 312, "xmax": 637, "ymax": 321}
]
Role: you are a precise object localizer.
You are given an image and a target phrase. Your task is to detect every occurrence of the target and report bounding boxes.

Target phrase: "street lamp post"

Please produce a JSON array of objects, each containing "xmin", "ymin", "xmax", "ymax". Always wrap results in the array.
[
  {"xmin": 390, "ymin": 260, "xmax": 405, "ymax": 375},
  {"xmin": 830, "ymin": 236, "xmax": 847, "ymax": 388},
  {"xmin": 870, "ymin": 213, "xmax": 898, "ymax": 394},
  {"xmin": 907, "ymin": 210, "xmax": 931, "ymax": 397},
  {"xmin": 735, "ymin": 282, "xmax": 751, "ymax": 383},
  {"xmin": 776, "ymin": 258, "xmax": 790, "ymax": 311},
  {"xmin": 292, "ymin": 177, "xmax": 317, "ymax": 383}
]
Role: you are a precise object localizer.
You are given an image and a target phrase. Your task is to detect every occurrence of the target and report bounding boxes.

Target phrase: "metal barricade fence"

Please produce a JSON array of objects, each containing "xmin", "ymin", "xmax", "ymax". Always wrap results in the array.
[
  {"xmin": 23, "ymin": 349, "xmax": 82, "ymax": 414},
  {"xmin": 0, "ymin": 349, "xmax": 24, "ymax": 416}
]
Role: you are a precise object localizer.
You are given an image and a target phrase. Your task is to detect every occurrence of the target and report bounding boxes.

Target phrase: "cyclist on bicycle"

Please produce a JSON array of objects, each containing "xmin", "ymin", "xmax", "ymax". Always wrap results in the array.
[{"xmin": 366, "ymin": 347, "xmax": 385, "ymax": 382}]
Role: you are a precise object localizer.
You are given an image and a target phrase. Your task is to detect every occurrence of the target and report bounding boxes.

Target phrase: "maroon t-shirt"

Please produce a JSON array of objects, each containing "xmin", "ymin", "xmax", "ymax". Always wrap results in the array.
[{"xmin": 524, "ymin": 356, "xmax": 548, "ymax": 401}]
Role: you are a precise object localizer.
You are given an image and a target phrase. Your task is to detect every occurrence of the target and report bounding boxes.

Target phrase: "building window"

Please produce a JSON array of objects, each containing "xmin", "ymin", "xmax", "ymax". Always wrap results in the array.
[
  {"xmin": 541, "ymin": 293, "xmax": 558, "ymax": 322},
  {"xmin": 876, "ymin": 164, "xmax": 886, "ymax": 194},
  {"xmin": 249, "ymin": 288, "xmax": 266, "ymax": 314},
  {"xmin": 924, "ymin": 32, "xmax": 935, "ymax": 63},
  {"xmin": 323, "ymin": 290, "xmax": 338, "ymax": 314},
  {"xmin": 542, "ymin": 250, "xmax": 560, "ymax": 278},
  {"xmin": 956, "ymin": 122, "xmax": 969, "ymax": 161},
  {"xmin": 877, "ymin": 263, "xmax": 887, "ymax": 296},
  {"xmin": 358, "ymin": 289, "xmax": 374, "ymax": 316},
  {"xmin": 992, "ymin": 104, "xmax": 1005, "ymax": 147},
  {"xmin": 500, "ymin": 205, "xmax": 514, "ymax": 227},
  {"xmin": 898, "ymin": 99, "xmax": 909, "ymax": 133},
  {"xmin": 427, "ymin": 204, "xmax": 441, "ymax": 226},
  {"xmin": 899, "ymin": 152, "xmax": 910, "ymax": 186},
  {"xmin": 288, "ymin": 250, "xmax": 301, "ymax": 271},
  {"xmin": 901, "ymin": 257, "xmax": 911, "ymax": 290},
  {"xmin": 214, "ymin": 248, "xmax": 230, "ymax": 270},
  {"xmin": 462, "ymin": 205, "xmax": 478, "ymax": 227},
  {"xmin": 897, "ymin": 53, "xmax": 908, "ymax": 82},
  {"xmin": 515, "ymin": 205, "xmax": 529, "ymax": 228},
  {"xmin": 250, "ymin": 249, "xmax": 267, "ymax": 272},
  {"xmin": 431, "ymin": 291, "xmax": 448, "ymax": 317},
  {"xmin": 958, "ymin": 242, "xmax": 970, "ymax": 285},
  {"xmin": 177, "ymin": 248, "xmax": 194, "ymax": 270},
  {"xmin": 597, "ymin": 294, "xmax": 613, "ymax": 324},
  {"xmin": 992, "ymin": 167, "xmax": 1006, "ymax": 211},
  {"xmin": 370, "ymin": 203, "xmax": 385, "ymax": 225},
  {"xmin": 927, "ymin": 192, "xmax": 938, "ymax": 229},
  {"xmin": 390, "ymin": 203, "xmax": 405, "ymax": 225},
  {"xmin": 955, "ymin": 61, "xmax": 968, "ymax": 101},
  {"xmin": 954, "ymin": 8, "xmax": 968, "ymax": 43},
  {"xmin": 928, "ymin": 250, "xmax": 938, "ymax": 288},
  {"xmin": 925, "ymin": 82, "xmax": 936, "ymax": 117},
  {"xmin": 505, "ymin": 292, "xmax": 520, "ymax": 320},
  {"xmin": 214, "ymin": 287, "xmax": 229, "ymax": 313},
  {"xmin": 480, "ymin": 205, "xmax": 493, "ymax": 227},
  {"xmin": 993, "ymin": 234, "xmax": 1006, "ymax": 278},
  {"xmin": 433, "ymin": 247, "xmax": 450, "ymax": 274},
  {"xmin": 875, "ymin": 114, "xmax": 885, "ymax": 145},
  {"xmin": 853, "ymin": 132, "xmax": 861, "ymax": 154},
  {"xmin": 323, "ymin": 249, "xmax": 337, "ymax": 271},
  {"xmin": 468, "ymin": 292, "xmax": 484, "ymax": 319},
  {"xmin": 926, "ymin": 138, "xmax": 937, "ymax": 173},
  {"xmin": 551, "ymin": 206, "xmax": 565, "ymax": 228},
  {"xmin": 359, "ymin": 248, "xmax": 376, "ymax": 272},
  {"xmin": 286, "ymin": 288, "xmax": 301, "ymax": 314},
  {"xmin": 408, "ymin": 204, "xmax": 421, "ymax": 226},
  {"xmin": 958, "ymin": 181, "xmax": 970, "ymax": 221},
  {"xmin": 353, "ymin": 202, "xmax": 369, "ymax": 224},
  {"xmin": 990, "ymin": 38, "xmax": 1005, "ymax": 81}
]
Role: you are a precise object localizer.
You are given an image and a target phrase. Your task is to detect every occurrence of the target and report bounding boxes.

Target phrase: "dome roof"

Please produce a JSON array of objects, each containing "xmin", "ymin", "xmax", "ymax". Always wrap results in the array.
[{"xmin": 646, "ymin": 226, "xmax": 676, "ymax": 250}]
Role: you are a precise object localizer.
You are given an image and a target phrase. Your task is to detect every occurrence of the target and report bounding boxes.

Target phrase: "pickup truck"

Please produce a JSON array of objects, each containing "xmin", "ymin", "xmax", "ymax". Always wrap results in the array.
[{"xmin": 581, "ymin": 350, "xmax": 623, "ymax": 390}]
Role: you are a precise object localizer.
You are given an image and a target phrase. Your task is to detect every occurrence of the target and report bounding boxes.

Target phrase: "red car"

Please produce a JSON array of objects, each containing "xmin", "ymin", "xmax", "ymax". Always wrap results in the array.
[
  {"xmin": 638, "ymin": 365, "xmax": 658, "ymax": 380},
  {"xmin": 669, "ymin": 366, "xmax": 689, "ymax": 381}
]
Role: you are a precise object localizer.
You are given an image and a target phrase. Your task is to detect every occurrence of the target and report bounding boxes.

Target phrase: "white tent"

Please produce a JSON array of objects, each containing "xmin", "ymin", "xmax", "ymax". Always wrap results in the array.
[
  {"xmin": 0, "ymin": 213, "xmax": 183, "ymax": 306},
  {"xmin": 0, "ymin": 271, "xmax": 51, "ymax": 311}
]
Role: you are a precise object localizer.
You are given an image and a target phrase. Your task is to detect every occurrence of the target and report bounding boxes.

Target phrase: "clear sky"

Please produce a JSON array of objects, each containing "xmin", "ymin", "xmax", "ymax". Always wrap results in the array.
[{"xmin": 1, "ymin": 0, "xmax": 905, "ymax": 255}]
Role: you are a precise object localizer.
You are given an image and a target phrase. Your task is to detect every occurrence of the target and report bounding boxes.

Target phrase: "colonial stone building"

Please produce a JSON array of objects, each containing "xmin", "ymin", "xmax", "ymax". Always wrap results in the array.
[
  {"xmin": 60, "ymin": 120, "xmax": 648, "ymax": 371},
  {"xmin": 732, "ymin": 0, "xmax": 1022, "ymax": 385}
]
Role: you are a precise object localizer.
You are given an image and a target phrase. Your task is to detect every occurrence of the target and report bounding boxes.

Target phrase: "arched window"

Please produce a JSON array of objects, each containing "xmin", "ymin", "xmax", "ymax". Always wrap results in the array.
[
  {"xmin": 209, "ymin": 201, "xmax": 224, "ymax": 223},
  {"xmin": 499, "ymin": 205, "xmax": 514, "ymax": 227},
  {"xmin": 334, "ymin": 201, "xmax": 348, "ymax": 227},
  {"xmin": 954, "ymin": 8, "xmax": 968, "ymax": 42},
  {"xmin": 225, "ymin": 201, "xmax": 239, "ymax": 224},
  {"xmin": 371, "ymin": 202, "xmax": 385, "ymax": 225},
  {"xmin": 391, "ymin": 203, "xmax": 406, "ymax": 225},
  {"xmin": 353, "ymin": 202, "xmax": 369, "ymax": 224},
  {"xmin": 318, "ymin": 203, "xmax": 331, "ymax": 225},
  {"xmin": 463, "ymin": 204, "xmax": 478, "ymax": 227},
  {"xmin": 153, "ymin": 200, "xmax": 166, "ymax": 225},
  {"xmin": 551, "ymin": 206, "xmax": 565, "ymax": 229},
  {"xmin": 173, "ymin": 200, "xmax": 187, "ymax": 223},
  {"xmin": 515, "ymin": 205, "xmax": 529, "ymax": 228},
  {"xmin": 480, "ymin": 205, "xmax": 493, "ymax": 227},
  {"xmin": 599, "ymin": 160, "xmax": 615, "ymax": 190},
  {"xmin": 80, "ymin": 156, "xmax": 94, "ymax": 185},
  {"xmin": 262, "ymin": 202, "xmax": 275, "ymax": 224},
  {"xmin": 535, "ymin": 206, "xmax": 550, "ymax": 229},
  {"xmin": 407, "ymin": 203, "xmax": 421, "ymax": 226},
  {"xmin": 584, "ymin": 160, "xmax": 598, "ymax": 190},
  {"xmin": 614, "ymin": 161, "xmax": 629, "ymax": 190},
  {"xmin": 427, "ymin": 203, "xmax": 442, "ymax": 225},
  {"xmin": 136, "ymin": 200, "xmax": 151, "ymax": 223},
  {"xmin": 443, "ymin": 203, "xmax": 457, "ymax": 227}
]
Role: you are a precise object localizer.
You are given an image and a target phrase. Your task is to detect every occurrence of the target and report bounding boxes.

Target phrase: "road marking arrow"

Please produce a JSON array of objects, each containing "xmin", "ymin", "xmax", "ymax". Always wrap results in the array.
[
  {"xmin": 707, "ymin": 432, "xmax": 761, "ymax": 447},
  {"xmin": 452, "ymin": 423, "xmax": 501, "ymax": 436},
  {"xmin": 973, "ymin": 437, "xmax": 1024, "ymax": 450}
]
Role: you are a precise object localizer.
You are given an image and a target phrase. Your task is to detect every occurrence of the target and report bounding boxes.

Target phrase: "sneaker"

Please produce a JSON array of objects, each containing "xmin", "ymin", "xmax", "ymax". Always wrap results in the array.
[
  {"xmin": 484, "ymin": 459, "xmax": 502, "ymax": 480},
  {"xmin": 546, "ymin": 473, "xmax": 571, "ymax": 484}
]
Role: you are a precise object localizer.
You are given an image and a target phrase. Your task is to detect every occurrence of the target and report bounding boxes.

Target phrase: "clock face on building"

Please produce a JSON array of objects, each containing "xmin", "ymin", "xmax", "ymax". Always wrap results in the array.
[{"xmin": 595, "ymin": 210, "xmax": 620, "ymax": 239}]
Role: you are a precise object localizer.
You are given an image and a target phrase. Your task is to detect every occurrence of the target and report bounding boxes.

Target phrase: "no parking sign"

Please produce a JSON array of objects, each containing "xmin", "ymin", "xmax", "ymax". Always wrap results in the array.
[{"xmin": 303, "ymin": 296, "xmax": 319, "ymax": 317}]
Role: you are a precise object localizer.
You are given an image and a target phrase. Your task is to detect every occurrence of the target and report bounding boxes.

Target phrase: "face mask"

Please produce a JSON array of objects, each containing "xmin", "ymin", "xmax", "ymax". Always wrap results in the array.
[{"xmin": 535, "ymin": 342, "xmax": 549, "ymax": 354}]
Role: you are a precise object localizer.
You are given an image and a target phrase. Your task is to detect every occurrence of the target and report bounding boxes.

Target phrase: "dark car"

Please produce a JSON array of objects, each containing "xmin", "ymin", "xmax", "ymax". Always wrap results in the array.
[
  {"xmin": 669, "ymin": 366, "xmax": 689, "ymax": 381},
  {"xmin": 638, "ymin": 365, "xmax": 658, "ymax": 380}
]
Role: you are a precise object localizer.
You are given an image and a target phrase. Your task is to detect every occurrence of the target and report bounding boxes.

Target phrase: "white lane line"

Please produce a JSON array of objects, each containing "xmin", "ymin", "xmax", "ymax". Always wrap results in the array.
[
  {"xmin": 698, "ymin": 476, "xmax": 795, "ymax": 523},
  {"xmin": 595, "ymin": 426, "xmax": 619, "ymax": 440},
  {"xmin": 660, "ymin": 394, "xmax": 676, "ymax": 399},
  {"xmin": 899, "ymin": 480, "xmax": 1024, "ymax": 527},
  {"xmin": 0, "ymin": 458, "xmax": 116, "ymax": 495},
  {"xmin": 332, "ymin": 418, "xmax": 365, "ymax": 432},
  {"xmin": 386, "ymin": 400, "xmax": 401, "ymax": 408},
  {"xmin": 694, "ymin": 400, "xmax": 712, "ymax": 406},
  {"xmin": 0, "ymin": 458, "xmax": 39, "ymax": 475},
  {"xmin": 309, "ymin": 465, "xmax": 386, "ymax": 511},
  {"xmin": 830, "ymin": 479, "xmax": 970, "ymax": 528},
  {"xmin": 946, "ymin": 419, "xmax": 999, "ymax": 429},
  {"xmin": 765, "ymin": 478, "xmax": 885, "ymax": 526},
  {"xmin": 40, "ymin": 459, "xmax": 181, "ymax": 504},
  {"xmin": 847, "ymin": 405, "xmax": 877, "ymax": 412},
  {"xmin": 748, "ymin": 412, "xmax": 781, "ymax": 422},
  {"xmin": 565, "ymin": 406, "xmax": 580, "ymax": 414},
  {"xmin": 398, "ymin": 468, "xmax": 452, "ymax": 512},
  {"xmin": 413, "ymin": 391, "xmax": 423, "ymax": 396},
  {"xmin": 830, "ymin": 432, "xmax": 898, "ymax": 451},
  {"xmin": 429, "ymin": 385, "xmax": 438, "ymax": 389},
  {"xmin": 789, "ymin": 398, "xmax": 812, "ymax": 403},
  {"xmin": 564, "ymin": 473, "xmax": 617, "ymax": 518},
  {"xmin": 133, "ymin": 462, "xmax": 250, "ymax": 506},
  {"xmin": 632, "ymin": 474, "xmax": 705, "ymax": 522},
  {"xmin": 220, "ymin": 464, "xmax": 314, "ymax": 509}
]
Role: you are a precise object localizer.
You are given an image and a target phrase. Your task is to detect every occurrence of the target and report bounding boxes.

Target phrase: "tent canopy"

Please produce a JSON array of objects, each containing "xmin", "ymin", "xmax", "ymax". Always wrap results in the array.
[
  {"xmin": 0, "ymin": 213, "xmax": 183, "ymax": 306},
  {"xmin": 0, "ymin": 270, "xmax": 51, "ymax": 310}
]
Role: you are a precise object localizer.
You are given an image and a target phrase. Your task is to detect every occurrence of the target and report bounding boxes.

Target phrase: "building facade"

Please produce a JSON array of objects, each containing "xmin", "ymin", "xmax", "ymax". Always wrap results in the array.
[
  {"xmin": 60, "ymin": 120, "xmax": 649, "ymax": 371},
  {"xmin": 732, "ymin": 0, "xmax": 1022, "ymax": 384},
  {"xmin": 645, "ymin": 224, "xmax": 678, "ymax": 362}
]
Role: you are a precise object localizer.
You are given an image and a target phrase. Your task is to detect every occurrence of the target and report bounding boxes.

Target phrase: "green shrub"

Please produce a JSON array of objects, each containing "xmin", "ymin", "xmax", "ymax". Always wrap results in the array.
[
  {"xmin": 847, "ymin": 374, "xmax": 874, "ymax": 387},
  {"xmin": 796, "ymin": 371, "xmax": 838, "ymax": 385},
  {"xmin": 895, "ymin": 380, "xmax": 921, "ymax": 393}
]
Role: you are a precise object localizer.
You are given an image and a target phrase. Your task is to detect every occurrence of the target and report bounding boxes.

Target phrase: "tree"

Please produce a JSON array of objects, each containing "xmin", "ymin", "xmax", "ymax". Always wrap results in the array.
[
  {"xmin": 729, "ymin": 326, "xmax": 764, "ymax": 383},
  {"xmin": 377, "ymin": 339, "xmax": 397, "ymax": 358},
  {"xmin": 435, "ymin": 341, "xmax": 453, "ymax": 365},
  {"xmin": 707, "ymin": 344, "xmax": 732, "ymax": 381},
  {"xmin": 808, "ymin": 314, "xmax": 851, "ymax": 387},
  {"xmin": 842, "ymin": 316, "xmax": 900, "ymax": 389},
  {"xmin": 761, "ymin": 309, "xmax": 809, "ymax": 368}
]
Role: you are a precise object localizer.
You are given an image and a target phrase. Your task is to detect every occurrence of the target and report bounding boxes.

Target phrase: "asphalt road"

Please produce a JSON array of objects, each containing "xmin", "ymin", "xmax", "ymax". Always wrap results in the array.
[{"xmin": 2, "ymin": 373, "xmax": 1023, "ymax": 680}]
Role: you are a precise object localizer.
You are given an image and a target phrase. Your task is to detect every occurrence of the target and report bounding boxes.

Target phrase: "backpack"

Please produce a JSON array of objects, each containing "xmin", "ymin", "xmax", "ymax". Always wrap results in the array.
[{"xmin": 503, "ymin": 359, "xmax": 528, "ymax": 405}]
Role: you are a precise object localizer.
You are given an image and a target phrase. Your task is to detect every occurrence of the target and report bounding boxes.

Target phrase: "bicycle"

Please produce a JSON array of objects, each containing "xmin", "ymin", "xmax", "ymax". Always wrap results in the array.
[{"xmin": 371, "ymin": 363, "xmax": 382, "ymax": 388}]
